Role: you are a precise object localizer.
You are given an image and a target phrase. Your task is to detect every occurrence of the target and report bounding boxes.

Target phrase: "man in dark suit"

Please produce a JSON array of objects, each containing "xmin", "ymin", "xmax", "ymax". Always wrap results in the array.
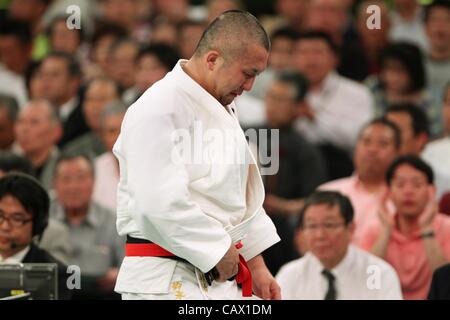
[
  {"xmin": 0, "ymin": 173, "xmax": 70, "ymax": 299},
  {"xmin": 428, "ymin": 264, "xmax": 450, "ymax": 300}
]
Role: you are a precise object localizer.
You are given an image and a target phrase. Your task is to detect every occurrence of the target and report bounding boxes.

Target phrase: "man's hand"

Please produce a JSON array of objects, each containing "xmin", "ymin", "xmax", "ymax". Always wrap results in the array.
[
  {"xmin": 214, "ymin": 244, "xmax": 239, "ymax": 282},
  {"xmin": 419, "ymin": 187, "xmax": 438, "ymax": 231},
  {"xmin": 248, "ymin": 255, "xmax": 281, "ymax": 300},
  {"xmin": 264, "ymin": 194, "xmax": 304, "ymax": 216}
]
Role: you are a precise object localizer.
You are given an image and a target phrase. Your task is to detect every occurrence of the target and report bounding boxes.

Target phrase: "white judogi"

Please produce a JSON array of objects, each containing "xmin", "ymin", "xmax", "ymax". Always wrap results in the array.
[{"xmin": 113, "ymin": 60, "xmax": 280, "ymax": 299}]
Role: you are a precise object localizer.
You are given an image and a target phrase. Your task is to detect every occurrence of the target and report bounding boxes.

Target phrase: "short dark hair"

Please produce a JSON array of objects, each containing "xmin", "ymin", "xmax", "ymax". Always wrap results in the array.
[
  {"xmin": 424, "ymin": 0, "xmax": 450, "ymax": 23},
  {"xmin": 270, "ymin": 26, "xmax": 300, "ymax": 42},
  {"xmin": 137, "ymin": 44, "xmax": 180, "ymax": 71},
  {"xmin": 0, "ymin": 18, "xmax": 32, "ymax": 45},
  {"xmin": 275, "ymin": 70, "xmax": 309, "ymax": 103},
  {"xmin": 44, "ymin": 51, "xmax": 82, "ymax": 78},
  {"xmin": 386, "ymin": 155, "xmax": 434, "ymax": 185},
  {"xmin": 359, "ymin": 117, "xmax": 402, "ymax": 150},
  {"xmin": 379, "ymin": 42, "xmax": 426, "ymax": 93},
  {"xmin": 386, "ymin": 103, "xmax": 430, "ymax": 137},
  {"xmin": 298, "ymin": 191, "xmax": 354, "ymax": 229},
  {"xmin": 92, "ymin": 21, "xmax": 128, "ymax": 47},
  {"xmin": 295, "ymin": 30, "xmax": 339, "ymax": 55},
  {"xmin": 195, "ymin": 10, "xmax": 270, "ymax": 59},
  {"xmin": 0, "ymin": 152, "xmax": 35, "ymax": 176},
  {"xmin": 0, "ymin": 173, "xmax": 49, "ymax": 237}
]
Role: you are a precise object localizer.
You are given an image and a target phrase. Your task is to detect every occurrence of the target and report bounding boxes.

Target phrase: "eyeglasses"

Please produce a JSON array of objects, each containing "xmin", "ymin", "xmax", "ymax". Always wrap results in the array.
[
  {"xmin": 303, "ymin": 222, "xmax": 345, "ymax": 232},
  {"xmin": 0, "ymin": 213, "xmax": 32, "ymax": 228}
]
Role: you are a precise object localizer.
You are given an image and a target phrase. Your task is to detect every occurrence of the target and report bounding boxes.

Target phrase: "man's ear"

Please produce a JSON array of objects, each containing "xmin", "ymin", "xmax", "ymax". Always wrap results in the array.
[{"xmin": 205, "ymin": 50, "xmax": 221, "ymax": 71}]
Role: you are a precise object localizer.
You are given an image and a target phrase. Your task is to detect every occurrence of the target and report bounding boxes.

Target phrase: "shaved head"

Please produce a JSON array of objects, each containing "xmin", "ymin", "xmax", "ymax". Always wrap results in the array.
[{"xmin": 194, "ymin": 10, "xmax": 270, "ymax": 61}]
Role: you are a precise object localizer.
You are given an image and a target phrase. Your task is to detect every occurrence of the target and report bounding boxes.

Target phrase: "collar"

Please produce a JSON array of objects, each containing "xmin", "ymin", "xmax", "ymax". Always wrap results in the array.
[
  {"xmin": 0, "ymin": 245, "xmax": 30, "ymax": 263},
  {"xmin": 308, "ymin": 244, "xmax": 354, "ymax": 278},
  {"xmin": 54, "ymin": 201, "xmax": 101, "ymax": 228},
  {"xmin": 172, "ymin": 60, "xmax": 238, "ymax": 124}
]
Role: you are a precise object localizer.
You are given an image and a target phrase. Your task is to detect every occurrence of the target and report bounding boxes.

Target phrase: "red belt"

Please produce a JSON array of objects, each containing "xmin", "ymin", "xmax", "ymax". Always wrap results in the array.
[{"xmin": 125, "ymin": 241, "xmax": 252, "ymax": 297}]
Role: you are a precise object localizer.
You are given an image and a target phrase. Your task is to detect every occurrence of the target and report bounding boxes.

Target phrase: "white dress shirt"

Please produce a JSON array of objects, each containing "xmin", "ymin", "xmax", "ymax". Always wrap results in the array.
[
  {"xmin": 294, "ymin": 72, "xmax": 374, "ymax": 153},
  {"xmin": 276, "ymin": 245, "xmax": 403, "ymax": 300},
  {"xmin": 421, "ymin": 136, "xmax": 450, "ymax": 199},
  {"xmin": 113, "ymin": 60, "xmax": 280, "ymax": 295}
]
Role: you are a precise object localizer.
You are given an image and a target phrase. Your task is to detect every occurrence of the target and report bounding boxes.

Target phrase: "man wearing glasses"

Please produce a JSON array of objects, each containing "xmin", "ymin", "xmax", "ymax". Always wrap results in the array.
[
  {"xmin": 276, "ymin": 190, "xmax": 402, "ymax": 300},
  {"xmin": 0, "ymin": 173, "xmax": 70, "ymax": 299}
]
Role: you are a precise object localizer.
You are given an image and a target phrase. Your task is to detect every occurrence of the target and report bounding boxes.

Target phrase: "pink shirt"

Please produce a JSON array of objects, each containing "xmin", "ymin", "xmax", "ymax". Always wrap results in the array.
[
  {"xmin": 357, "ymin": 214, "xmax": 450, "ymax": 300},
  {"xmin": 319, "ymin": 175, "xmax": 386, "ymax": 243}
]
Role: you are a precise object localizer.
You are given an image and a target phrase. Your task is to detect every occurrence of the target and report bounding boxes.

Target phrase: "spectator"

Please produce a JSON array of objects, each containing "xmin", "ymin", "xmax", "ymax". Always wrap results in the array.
[
  {"xmin": 0, "ymin": 94, "xmax": 19, "ymax": 151},
  {"xmin": 355, "ymin": 0, "xmax": 391, "ymax": 76},
  {"xmin": 276, "ymin": 191, "xmax": 402, "ymax": 300},
  {"xmin": 106, "ymin": 38, "xmax": 139, "ymax": 105},
  {"xmin": 92, "ymin": 100, "xmax": 126, "ymax": 211},
  {"xmin": 135, "ymin": 44, "xmax": 179, "ymax": 97},
  {"xmin": 0, "ymin": 173, "xmax": 70, "ymax": 299},
  {"xmin": 177, "ymin": 20, "xmax": 206, "ymax": 59},
  {"xmin": 320, "ymin": 118, "xmax": 401, "ymax": 243},
  {"xmin": 84, "ymin": 22, "xmax": 128, "ymax": 82},
  {"xmin": 385, "ymin": 103, "xmax": 429, "ymax": 156},
  {"xmin": 0, "ymin": 151, "xmax": 72, "ymax": 265},
  {"xmin": 47, "ymin": 14, "xmax": 84, "ymax": 56},
  {"xmin": 389, "ymin": 0, "xmax": 429, "ymax": 52},
  {"xmin": 358, "ymin": 155, "xmax": 450, "ymax": 300},
  {"xmin": 153, "ymin": 0, "xmax": 191, "ymax": 24},
  {"xmin": 63, "ymin": 78, "xmax": 120, "ymax": 158},
  {"xmin": 206, "ymin": 0, "xmax": 242, "ymax": 22},
  {"xmin": 38, "ymin": 52, "xmax": 89, "ymax": 146},
  {"xmin": 424, "ymin": 0, "xmax": 450, "ymax": 106},
  {"xmin": 366, "ymin": 42, "xmax": 442, "ymax": 138},
  {"xmin": 248, "ymin": 26, "xmax": 299, "ymax": 101},
  {"xmin": 14, "ymin": 99, "xmax": 62, "ymax": 191},
  {"xmin": 292, "ymin": 31, "xmax": 374, "ymax": 179},
  {"xmin": 305, "ymin": 0, "xmax": 367, "ymax": 81},
  {"xmin": 0, "ymin": 18, "xmax": 32, "ymax": 106},
  {"xmin": 7, "ymin": 0, "xmax": 50, "ymax": 35},
  {"xmin": 257, "ymin": 71, "xmax": 327, "ymax": 274},
  {"xmin": 50, "ymin": 153, "xmax": 124, "ymax": 299}
]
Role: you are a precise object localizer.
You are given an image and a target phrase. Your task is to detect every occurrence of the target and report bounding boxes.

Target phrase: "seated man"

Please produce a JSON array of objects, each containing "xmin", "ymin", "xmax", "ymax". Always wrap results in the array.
[
  {"xmin": 357, "ymin": 155, "xmax": 450, "ymax": 300},
  {"xmin": 276, "ymin": 190, "xmax": 402, "ymax": 300},
  {"xmin": 50, "ymin": 153, "xmax": 124, "ymax": 299},
  {"xmin": 0, "ymin": 173, "xmax": 70, "ymax": 299}
]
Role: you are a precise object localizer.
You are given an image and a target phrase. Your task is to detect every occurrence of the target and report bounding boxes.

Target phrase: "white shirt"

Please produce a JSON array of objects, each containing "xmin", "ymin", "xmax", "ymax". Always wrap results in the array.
[
  {"xmin": 0, "ymin": 246, "xmax": 30, "ymax": 264},
  {"xmin": 421, "ymin": 137, "xmax": 450, "ymax": 199},
  {"xmin": 276, "ymin": 245, "xmax": 403, "ymax": 300},
  {"xmin": 113, "ymin": 60, "xmax": 280, "ymax": 294},
  {"xmin": 93, "ymin": 152, "xmax": 119, "ymax": 212},
  {"xmin": 389, "ymin": 9, "xmax": 429, "ymax": 53},
  {"xmin": 294, "ymin": 72, "xmax": 374, "ymax": 153}
]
